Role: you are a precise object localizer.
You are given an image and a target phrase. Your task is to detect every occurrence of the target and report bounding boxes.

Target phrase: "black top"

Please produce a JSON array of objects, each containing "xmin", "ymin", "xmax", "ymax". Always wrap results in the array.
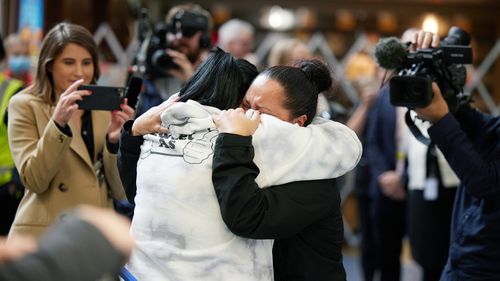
[
  {"xmin": 117, "ymin": 120, "xmax": 143, "ymax": 204},
  {"xmin": 54, "ymin": 111, "xmax": 119, "ymax": 157},
  {"xmin": 212, "ymin": 133, "xmax": 346, "ymax": 281}
]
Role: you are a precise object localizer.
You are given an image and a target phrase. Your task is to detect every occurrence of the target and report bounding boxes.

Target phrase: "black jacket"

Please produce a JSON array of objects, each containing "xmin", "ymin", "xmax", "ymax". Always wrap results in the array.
[
  {"xmin": 429, "ymin": 106, "xmax": 500, "ymax": 280},
  {"xmin": 212, "ymin": 133, "xmax": 346, "ymax": 281},
  {"xmin": 117, "ymin": 120, "xmax": 143, "ymax": 204}
]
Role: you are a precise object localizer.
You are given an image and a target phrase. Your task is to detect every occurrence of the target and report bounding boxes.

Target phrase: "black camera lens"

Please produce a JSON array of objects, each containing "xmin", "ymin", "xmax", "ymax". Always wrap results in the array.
[
  {"xmin": 410, "ymin": 82, "xmax": 425, "ymax": 98},
  {"xmin": 389, "ymin": 76, "xmax": 433, "ymax": 108},
  {"xmin": 151, "ymin": 49, "xmax": 176, "ymax": 69}
]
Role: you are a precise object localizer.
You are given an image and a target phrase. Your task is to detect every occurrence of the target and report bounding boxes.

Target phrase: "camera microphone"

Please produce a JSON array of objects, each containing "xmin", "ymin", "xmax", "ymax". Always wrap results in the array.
[
  {"xmin": 374, "ymin": 37, "xmax": 409, "ymax": 70},
  {"xmin": 125, "ymin": 76, "xmax": 143, "ymax": 109}
]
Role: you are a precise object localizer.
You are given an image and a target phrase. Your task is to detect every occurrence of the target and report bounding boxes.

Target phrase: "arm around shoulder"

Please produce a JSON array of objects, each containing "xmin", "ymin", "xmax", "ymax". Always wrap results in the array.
[
  {"xmin": 213, "ymin": 133, "xmax": 340, "ymax": 239},
  {"xmin": 253, "ymin": 115, "xmax": 362, "ymax": 186}
]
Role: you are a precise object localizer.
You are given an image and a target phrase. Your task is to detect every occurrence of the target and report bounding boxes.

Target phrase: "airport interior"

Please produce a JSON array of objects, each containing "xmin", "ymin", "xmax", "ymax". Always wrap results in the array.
[{"xmin": 0, "ymin": 0, "xmax": 499, "ymax": 280}]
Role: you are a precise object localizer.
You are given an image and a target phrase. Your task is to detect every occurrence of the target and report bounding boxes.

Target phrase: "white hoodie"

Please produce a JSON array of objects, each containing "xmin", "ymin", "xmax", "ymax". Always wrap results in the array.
[{"xmin": 127, "ymin": 100, "xmax": 362, "ymax": 281}]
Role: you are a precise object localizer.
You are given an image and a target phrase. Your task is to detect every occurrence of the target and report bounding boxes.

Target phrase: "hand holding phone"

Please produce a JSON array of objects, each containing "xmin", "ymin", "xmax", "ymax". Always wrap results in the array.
[{"xmin": 76, "ymin": 85, "xmax": 124, "ymax": 111}]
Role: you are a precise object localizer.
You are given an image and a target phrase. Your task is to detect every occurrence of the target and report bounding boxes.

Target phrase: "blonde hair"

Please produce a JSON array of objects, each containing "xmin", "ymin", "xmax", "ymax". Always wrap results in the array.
[{"xmin": 267, "ymin": 38, "xmax": 311, "ymax": 67}]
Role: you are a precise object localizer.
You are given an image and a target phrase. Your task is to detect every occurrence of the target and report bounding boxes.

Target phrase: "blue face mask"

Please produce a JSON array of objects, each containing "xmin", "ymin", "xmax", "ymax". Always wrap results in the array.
[{"xmin": 8, "ymin": 56, "xmax": 31, "ymax": 75}]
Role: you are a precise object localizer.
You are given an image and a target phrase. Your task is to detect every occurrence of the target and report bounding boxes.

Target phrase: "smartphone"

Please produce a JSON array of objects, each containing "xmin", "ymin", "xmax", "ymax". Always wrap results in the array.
[
  {"xmin": 77, "ymin": 85, "xmax": 124, "ymax": 111},
  {"xmin": 124, "ymin": 76, "xmax": 143, "ymax": 109}
]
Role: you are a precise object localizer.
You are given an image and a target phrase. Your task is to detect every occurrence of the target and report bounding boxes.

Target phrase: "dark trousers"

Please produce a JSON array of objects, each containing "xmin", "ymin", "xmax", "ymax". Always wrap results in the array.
[
  {"xmin": 358, "ymin": 193, "xmax": 406, "ymax": 281},
  {"xmin": 0, "ymin": 183, "xmax": 21, "ymax": 235},
  {"xmin": 408, "ymin": 188, "xmax": 456, "ymax": 281}
]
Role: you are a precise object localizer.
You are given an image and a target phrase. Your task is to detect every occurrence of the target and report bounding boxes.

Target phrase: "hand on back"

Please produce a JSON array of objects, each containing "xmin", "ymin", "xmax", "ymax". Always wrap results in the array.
[{"xmin": 132, "ymin": 94, "xmax": 180, "ymax": 136}]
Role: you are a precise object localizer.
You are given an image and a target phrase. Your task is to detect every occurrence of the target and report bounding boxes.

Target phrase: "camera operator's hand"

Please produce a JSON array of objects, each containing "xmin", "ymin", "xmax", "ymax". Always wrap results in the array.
[
  {"xmin": 166, "ymin": 49, "xmax": 195, "ymax": 82},
  {"xmin": 132, "ymin": 94, "xmax": 180, "ymax": 136},
  {"xmin": 409, "ymin": 30, "xmax": 440, "ymax": 52},
  {"xmin": 415, "ymin": 82, "xmax": 450, "ymax": 123}
]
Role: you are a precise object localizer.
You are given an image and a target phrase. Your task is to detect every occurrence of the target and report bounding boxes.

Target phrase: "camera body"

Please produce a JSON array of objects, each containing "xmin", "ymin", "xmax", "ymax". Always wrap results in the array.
[
  {"xmin": 389, "ymin": 27, "xmax": 472, "ymax": 111},
  {"xmin": 134, "ymin": 9, "xmax": 210, "ymax": 78}
]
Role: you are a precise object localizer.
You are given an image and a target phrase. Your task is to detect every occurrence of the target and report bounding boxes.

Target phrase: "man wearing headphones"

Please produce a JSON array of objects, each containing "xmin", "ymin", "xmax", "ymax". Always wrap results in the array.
[
  {"xmin": 163, "ymin": 4, "xmax": 212, "ymax": 82},
  {"xmin": 135, "ymin": 3, "xmax": 213, "ymax": 116}
]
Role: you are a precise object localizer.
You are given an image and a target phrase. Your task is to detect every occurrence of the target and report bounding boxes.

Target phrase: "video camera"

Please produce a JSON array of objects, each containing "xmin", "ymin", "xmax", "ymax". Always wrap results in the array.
[
  {"xmin": 132, "ymin": 8, "xmax": 210, "ymax": 78},
  {"xmin": 374, "ymin": 26, "xmax": 473, "ymax": 112}
]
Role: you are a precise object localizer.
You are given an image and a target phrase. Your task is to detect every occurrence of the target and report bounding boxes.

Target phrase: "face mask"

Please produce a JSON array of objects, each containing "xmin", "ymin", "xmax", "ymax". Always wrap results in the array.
[{"xmin": 8, "ymin": 56, "xmax": 31, "ymax": 75}]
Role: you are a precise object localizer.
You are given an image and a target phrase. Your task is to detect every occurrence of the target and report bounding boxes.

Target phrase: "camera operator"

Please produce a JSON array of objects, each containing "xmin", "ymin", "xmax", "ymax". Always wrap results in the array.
[
  {"xmin": 378, "ymin": 29, "xmax": 499, "ymax": 280},
  {"xmin": 412, "ymin": 33, "xmax": 500, "ymax": 279},
  {"xmin": 135, "ymin": 3, "xmax": 213, "ymax": 116}
]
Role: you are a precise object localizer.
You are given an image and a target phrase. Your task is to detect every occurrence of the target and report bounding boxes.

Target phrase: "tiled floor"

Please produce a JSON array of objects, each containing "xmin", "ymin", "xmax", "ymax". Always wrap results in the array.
[{"xmin": 341, "ymin": 197, "xmax": 424, "ymax": 281}]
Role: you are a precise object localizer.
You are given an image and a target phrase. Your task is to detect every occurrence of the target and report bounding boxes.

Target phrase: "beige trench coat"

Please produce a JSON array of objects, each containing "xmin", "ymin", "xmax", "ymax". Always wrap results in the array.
[{"xmin": 7, "ymin": 91, "xmax": 125, "ymax": 238}]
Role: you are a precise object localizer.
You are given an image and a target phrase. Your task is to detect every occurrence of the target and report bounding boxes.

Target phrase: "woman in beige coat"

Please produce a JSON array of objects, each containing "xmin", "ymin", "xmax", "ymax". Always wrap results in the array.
[{"xmin": 7, "ymin": 23, "xmax": 132, "ymax": 238}]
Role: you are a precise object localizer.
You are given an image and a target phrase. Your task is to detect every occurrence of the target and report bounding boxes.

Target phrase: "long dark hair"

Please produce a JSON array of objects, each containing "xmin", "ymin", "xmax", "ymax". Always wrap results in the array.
[
  {"xmin": 260, "ymin": 59, "xmax": 332, "ymax": 126},
  {"xmin": 178, "ymin": 48, "xmax": 258, "ymax": 109}
]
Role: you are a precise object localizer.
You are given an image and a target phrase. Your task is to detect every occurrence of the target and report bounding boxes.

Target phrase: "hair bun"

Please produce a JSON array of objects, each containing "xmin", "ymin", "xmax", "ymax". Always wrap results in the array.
[{"xmin": 295, "ymin": 59, "xmax": 332, "ymax": 94}]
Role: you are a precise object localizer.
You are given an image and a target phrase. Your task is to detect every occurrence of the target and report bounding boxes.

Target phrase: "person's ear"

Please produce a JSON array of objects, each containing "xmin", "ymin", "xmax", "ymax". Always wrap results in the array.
[{"xmin": 292, "ymin": 114, "xmax": 307, "ymax": 127}]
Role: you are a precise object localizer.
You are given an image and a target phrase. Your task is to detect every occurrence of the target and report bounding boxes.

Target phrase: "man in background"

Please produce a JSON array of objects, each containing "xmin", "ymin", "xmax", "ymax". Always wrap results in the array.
[
  {"xmin": 217, "ymin": 18, "xmax": 257, "ymax": 65},
  {"xmin": 135, "ymin": 3, "xmax": 213, "ymax": 116},
  {"xmin": 3, "ymin": 33, "xmax": 32, "ymax": 86},
  {"xmin": 415, "ymin": 80, "xmax": 500, "ymax": 280}
]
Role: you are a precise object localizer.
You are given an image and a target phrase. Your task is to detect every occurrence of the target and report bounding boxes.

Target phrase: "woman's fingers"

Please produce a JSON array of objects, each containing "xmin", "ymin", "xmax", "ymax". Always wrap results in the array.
[
  {"xmin": 70, "ymin": 89, "xmax": 92, "ymax": 102},
  {"xmin": 120, "ymin": 103, "xmax": 135, "ymax": 118},
  {"xmin": 113, "ymin": 110, "xmax": 133, "ymax": 124},
  {"xmin": 61, "ymin": 79, "xmax": 84, "ymax": 97},
  {"xmin": 157, "ymin": 126, "xmax": 170, "ymax": 134}
]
